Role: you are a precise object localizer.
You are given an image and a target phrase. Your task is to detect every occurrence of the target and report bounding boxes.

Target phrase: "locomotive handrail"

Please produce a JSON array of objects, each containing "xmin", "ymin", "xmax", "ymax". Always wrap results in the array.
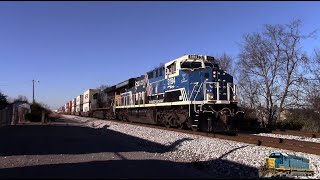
[
  {"xmin": 188, "ymin": 82, "xmax": 199, "ymax": 101},
  {"xmin": 188, "ymin": 82, "xmax": 204, "ymax": 116},
  {"xmin": 207, "ymin": 106, "xmax": 218, "ymax": 114},
  {"xmin": 236, "ymin": 111, "xmax": 244, "ymax": 114},
  {"xmin": 227, "ymin": 83, "xmax": 230, "ymax": 101},
  {"xmin": 203, "ymin": 81, "xmax": 220, "ymax": 101},
  {"xmin": 193, "ymin": 82, "xmax": 203, "ymax": 114},
  {"xmin": 188, "ymin": 82, "xmax": 199, "ymax": 116},
  {"xmin": 203, "ymin": 80, "xmax": 207, "ymax": 101},
  {"xmin": 202, "ymin": 81, "xmax": 237, "ymax": 103}
]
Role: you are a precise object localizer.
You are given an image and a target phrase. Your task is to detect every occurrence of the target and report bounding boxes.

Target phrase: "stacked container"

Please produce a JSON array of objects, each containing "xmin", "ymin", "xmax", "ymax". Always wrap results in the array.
[
  {"xmin": 71, "ymin": 98, "xmax": 76, "ymax": 114},
  {"xmin": 83, "ymin": 89, "xmax": 99, "ymax": 112},
  {"xmin": 76, "ymin": 95, "xmax": 83, "ymax": 113},
  {"xmin": 64, "ymin": 103, "xmax": 69, "ymax": 113},
  {"xmin": 68, "ymin": 101, "xmax": 72, "ymax": 114}
]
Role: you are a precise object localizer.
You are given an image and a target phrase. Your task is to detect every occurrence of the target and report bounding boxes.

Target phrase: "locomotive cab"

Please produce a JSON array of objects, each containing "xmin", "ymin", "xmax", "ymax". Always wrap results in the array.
[
  {"xmin": 168, "ymin": 55, "xmax": 241, "ymax": 132},
  {"xmin": 266, "ymin": 152, "xmax": 285, "ymax": 169}
]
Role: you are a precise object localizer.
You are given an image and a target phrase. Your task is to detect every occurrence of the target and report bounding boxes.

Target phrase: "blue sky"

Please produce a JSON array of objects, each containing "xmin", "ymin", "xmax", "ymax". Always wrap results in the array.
[{"xmin": 0, "ymin": 2, "xmax": 319, "ymax": 110}]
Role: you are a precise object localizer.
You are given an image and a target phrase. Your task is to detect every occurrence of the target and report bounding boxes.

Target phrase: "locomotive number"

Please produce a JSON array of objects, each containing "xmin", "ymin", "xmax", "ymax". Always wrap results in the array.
[{"xmin": 188, "ymin": 55, "xmax": 205, "ymax": 60}]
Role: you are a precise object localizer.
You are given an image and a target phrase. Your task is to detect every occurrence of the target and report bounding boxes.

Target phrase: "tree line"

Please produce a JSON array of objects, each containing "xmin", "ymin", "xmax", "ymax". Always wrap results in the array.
[{"xmin": 216, "ymin": 19, "xmax": 319, "ymax": 131}]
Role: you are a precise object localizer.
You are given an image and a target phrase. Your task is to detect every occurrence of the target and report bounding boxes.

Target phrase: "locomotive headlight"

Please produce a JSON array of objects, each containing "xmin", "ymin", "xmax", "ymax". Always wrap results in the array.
[
  {"xmin": 207, "ymin": 93, "xmax": 214, "ymax": 100},
  {"xmin": 213, "ymin": 71, "xmax": 217, "ymax": 78}
]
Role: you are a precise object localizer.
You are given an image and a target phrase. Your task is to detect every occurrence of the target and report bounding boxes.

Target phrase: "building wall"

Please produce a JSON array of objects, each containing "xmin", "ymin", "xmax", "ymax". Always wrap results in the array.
[
  {"xmin": 0, "ymin": 105, "xmax": 13, "ymax": 127},
  {"xmin": 0, "ymin": 103, "xmax": 30, "ymax": 126}
]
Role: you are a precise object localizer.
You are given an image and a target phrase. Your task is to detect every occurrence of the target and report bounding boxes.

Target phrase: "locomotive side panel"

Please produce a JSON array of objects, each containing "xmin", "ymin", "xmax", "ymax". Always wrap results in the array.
[{"xmin": 288, "ymin": 156, "xmax": 310, "ymax": 170}]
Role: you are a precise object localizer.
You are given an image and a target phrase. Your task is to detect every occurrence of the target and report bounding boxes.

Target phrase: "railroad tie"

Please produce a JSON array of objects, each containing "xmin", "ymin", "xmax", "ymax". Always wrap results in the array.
[
  {"xmin": 257, "ymin": 140, "xmax": 262, "ymax": 146},
  {"xmin": 279, "ymin": 138, "xmax": 284, "ymax": 143}
]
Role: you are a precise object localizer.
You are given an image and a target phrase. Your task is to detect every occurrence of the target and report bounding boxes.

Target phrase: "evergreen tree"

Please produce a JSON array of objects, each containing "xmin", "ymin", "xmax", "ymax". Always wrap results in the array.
[{"xmin": 0, "ymin": 91, "xmax": 8, "ymax": 109}]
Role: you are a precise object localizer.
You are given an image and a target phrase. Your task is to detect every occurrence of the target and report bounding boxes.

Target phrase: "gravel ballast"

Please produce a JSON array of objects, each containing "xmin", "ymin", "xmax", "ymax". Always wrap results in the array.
[
  {"xmin": 252, "ymin": 133, "xmax": 320, "ymax": 144},
  {"xmin": 62, "ymin": 115, "xmax": 320, "ymax": 179}
]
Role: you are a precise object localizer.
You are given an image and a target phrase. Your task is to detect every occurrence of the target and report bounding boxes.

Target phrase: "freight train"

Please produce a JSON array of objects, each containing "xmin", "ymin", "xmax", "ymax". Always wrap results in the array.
[
  {"xmin": 260, "ymin": 152, "xmax": 315, "ymax": 177},
  {"xmin": 59, "ymin": 54, "xmax": 244, "ymax": 133}
]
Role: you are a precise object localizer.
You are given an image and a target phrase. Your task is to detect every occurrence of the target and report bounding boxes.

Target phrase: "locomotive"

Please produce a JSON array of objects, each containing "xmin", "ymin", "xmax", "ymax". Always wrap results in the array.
[
  {"xmin": 260, "ymin": 152, "xmax": 315, "ymax": 177},
  {"xmin": 64, "ymin": 54, "xmax": 244, "ymax": 133}
]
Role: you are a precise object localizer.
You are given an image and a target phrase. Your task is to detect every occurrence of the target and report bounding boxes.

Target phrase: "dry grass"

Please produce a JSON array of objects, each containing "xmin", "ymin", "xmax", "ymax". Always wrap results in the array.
[{"xmin": 48, "ymin": 113, "xmax": 62, "ymax": 121}]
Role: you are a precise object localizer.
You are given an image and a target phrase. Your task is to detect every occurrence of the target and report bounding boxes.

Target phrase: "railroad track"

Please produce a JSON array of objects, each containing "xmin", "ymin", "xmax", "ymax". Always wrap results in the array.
[
  {"xmin": 272, "ymin": 129, "xmax": 320, "ymax": 138},
  {"xmin": 235, "ymin": 134, "xmax": 320, "ymax": 155},
  {"xmin": 99, "ymin": 118, "xmax": 320, "ymax": 156}
]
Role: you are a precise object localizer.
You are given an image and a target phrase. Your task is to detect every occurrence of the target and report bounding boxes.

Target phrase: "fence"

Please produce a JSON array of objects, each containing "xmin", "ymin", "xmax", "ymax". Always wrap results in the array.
[
  {"xmin": 0, "ymin": 103, "xmax": 31, "ymax": 127},
  {"xmin": 0, "ymin": 104, "xmax": 13, "ymax": 127}
]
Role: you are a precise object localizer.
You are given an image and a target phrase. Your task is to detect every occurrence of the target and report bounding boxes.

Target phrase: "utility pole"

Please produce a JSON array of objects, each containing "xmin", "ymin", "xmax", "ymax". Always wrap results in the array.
[{"xmin": 32, "ymin": 80, "xmax": 40, "ymax": 104}]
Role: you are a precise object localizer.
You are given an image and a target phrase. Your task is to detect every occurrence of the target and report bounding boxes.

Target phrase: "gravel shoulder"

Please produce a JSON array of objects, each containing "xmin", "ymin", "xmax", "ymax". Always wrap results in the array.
[
  {"xmin": 63, "ymin": 115, "xmax": 320, "ymax": 179},
  {"xmin": 1, "ymin": 115, "xmax": 319, "ymax": 179}
]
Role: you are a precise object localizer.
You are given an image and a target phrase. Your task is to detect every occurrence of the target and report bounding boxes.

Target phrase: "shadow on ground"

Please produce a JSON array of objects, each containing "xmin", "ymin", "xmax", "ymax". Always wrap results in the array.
[
  {"xmin": 0, "ymin": 158, "xmax": 259, "ymax": 179},
  {"xmin": 0, "ymin": 124, "xmax": 192, "ymax": 156},
  {"xmin": 0, "ymin": 122, "xmax": 259, "ymax": 178}
]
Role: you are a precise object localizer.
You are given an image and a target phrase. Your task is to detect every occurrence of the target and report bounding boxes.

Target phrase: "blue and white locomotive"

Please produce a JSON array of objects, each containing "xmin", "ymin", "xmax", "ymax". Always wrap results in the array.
[{"xmin": 104, "ymin": 54, "xmax": 243, "ymax": 132}]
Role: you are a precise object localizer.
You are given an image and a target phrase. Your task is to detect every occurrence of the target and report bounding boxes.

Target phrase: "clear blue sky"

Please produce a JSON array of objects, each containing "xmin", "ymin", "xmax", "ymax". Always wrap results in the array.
[{"xmin": 0, "ymin": 2, "xmax": 319, "ymax": 110}]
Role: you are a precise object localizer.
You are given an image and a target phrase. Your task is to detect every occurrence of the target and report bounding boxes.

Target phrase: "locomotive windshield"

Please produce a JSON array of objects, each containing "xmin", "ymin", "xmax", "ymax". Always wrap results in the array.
[
  {"xmin": 270, "ymin": 155, "xmax": 281, "ymax": 158},
  {"xmin": 269, "ymin": 153, "xmax": 281, "ymax": 158},
  {"xmin": 180, "ymin": 61, "xmax": 203, "ymax": 69},
  {"xmin": 204, "ymin": 62, "xmax": 214, "ymax": 67}
]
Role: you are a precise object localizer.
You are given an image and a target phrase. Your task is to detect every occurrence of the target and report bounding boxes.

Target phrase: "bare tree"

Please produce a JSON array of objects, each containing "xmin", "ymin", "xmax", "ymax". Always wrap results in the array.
[
  {"xmin": 313, "ymin": 49, "xmax": 320, "ymax": 79},
  {"xmin": 94, "ymin": 84, "xmax": 110, "ymax": 108},
  {"xmin": 39, "ymin": 102, "xmax": 51, "ymax": 112},
  {"xmin": 237, "ymin": 71, "xmax": 260, "ymax": 108},
  {"xmin": 238, "ymin": 19, "xmax": 316, "ymax": 128},
  {"xmin": 13, "ymin": 95, "xmax": 29, "ymax": 103},
  {"xmin": 309, "ymin": 49, "xmax": 320, "ymax": 83},
  {"xmin": 0, "ymin": 91, "xmax": 8, "ymax": 109},
  {"xmin": 215, "ymin": 53, "xmax": 234, "ymax": 74},
  {"xmin": 306, "ymin": 49, "xmax": 320, "ymax": 112},
  {"xmin": 275, "ymin": 20, "xmax": 316, "ymax": 120},
  {"xmin": 96, "ymin": 84, "xmax": 110, "ymax": 91}
]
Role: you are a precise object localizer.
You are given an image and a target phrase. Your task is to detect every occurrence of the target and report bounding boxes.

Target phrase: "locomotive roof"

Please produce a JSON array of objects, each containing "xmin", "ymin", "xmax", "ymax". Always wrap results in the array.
[
  {"xmin": 115, "ymin": 78, "xmax": 135, "ymax": 89},
  {"xmin": 270, "ymin": 152, "xmax": 309, "ymax": 161},
  {"xmin": 104, "ymin": 85, "xmax": 116, "ymax": 93},
  {"xmin": 271, "ymin": 152, "xmax": 288, "ymax": 156},
  {"xmin": 166, "ymin": 54, "xmax": 215, "ymax": 64}
]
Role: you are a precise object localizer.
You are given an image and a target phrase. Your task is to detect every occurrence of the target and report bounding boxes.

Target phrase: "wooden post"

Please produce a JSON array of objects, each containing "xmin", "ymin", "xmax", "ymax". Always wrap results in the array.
[{"xmin": 41, "ymin": 111, "xmax": 45, "ymax": 124}]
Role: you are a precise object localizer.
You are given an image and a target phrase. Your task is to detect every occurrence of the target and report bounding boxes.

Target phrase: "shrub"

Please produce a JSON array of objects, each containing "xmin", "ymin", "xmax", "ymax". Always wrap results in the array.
[
  {"xmin": 25, "ymin": 102, "xmax": 51, "ymax": 122},
  {"xmin": 48, "ymin": 113, "xmax": 62, "ymax": 121},
  {"xmin": 302, "ymin": 119, "xmax": 320, "ymax": 132},
  {"xmin": 277, "ymin": 112, "xmax": 305, "ymax": 130}
]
